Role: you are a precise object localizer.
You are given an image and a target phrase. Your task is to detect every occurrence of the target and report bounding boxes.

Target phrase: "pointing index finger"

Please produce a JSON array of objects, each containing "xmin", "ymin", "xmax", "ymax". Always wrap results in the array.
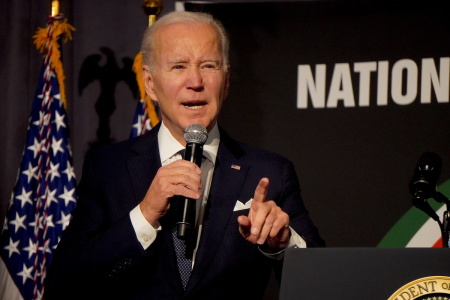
[{"xmin": 253, "ymin": 177, "xmax": 269, "ymax": 204}]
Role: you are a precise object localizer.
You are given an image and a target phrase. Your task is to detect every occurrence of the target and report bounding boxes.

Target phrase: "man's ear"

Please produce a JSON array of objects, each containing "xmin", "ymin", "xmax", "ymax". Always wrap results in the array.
[
  {"xmin": 223, "ymin": 65, "xmax": 231, "ymax": 100},
  {"xmin": 143, "ymin": 66, "xmax": 159, "ymax": 102}
]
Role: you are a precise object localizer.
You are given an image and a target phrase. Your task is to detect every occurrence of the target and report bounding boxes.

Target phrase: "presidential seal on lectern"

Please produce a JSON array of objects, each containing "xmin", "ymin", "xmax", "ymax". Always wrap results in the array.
[{"xmin": 388, "ymin": 276, "xmax": 450, "ymax": 300}]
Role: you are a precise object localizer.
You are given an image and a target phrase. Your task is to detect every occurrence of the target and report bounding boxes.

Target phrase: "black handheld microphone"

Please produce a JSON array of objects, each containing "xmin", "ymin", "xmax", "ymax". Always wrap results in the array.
[
  {"xmin": 409, "ymin": 151, "xmax": 442, "ymax": 222},
  {"xmin": 177, "ymin": 124, "xmax": 208, "ymax": 238}
]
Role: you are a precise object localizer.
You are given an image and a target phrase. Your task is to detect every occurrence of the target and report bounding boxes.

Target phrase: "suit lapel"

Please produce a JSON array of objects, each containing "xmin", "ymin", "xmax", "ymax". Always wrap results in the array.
[
  {"xmin": 188, "ymin": 129, "xmax": 249, "ymax": 290},
  {"xmin": 126, "ymin": 125, "xmax": 161, "ymax": 206}
]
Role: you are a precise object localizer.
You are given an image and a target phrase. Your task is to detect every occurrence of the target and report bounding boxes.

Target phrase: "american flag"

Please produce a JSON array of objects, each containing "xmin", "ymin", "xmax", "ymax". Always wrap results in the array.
[
  {"xmin": 0, "ymin": 14, "xmax": 76, "ymax": 300},
  {"xmin": 129, "ymin": 51, "xmax": 159, "ymax": 138},
  {"xmin": 130, "ymin": 96, "xmax": 154, "ymax": 137}
]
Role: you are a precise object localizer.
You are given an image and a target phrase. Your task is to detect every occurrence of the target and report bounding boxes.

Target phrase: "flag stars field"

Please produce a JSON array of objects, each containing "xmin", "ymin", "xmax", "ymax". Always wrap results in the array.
[
  {"xmin": 16, "ymin": 188, "xmax": 33, "ymax": 208},
  {"xmin": 53, "ymin": 111, "xmax": 66, "ymax": 131}
]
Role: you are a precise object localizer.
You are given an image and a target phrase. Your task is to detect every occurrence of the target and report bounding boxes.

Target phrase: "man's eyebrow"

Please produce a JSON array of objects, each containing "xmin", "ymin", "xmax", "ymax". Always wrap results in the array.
[
  {"xmin": 203, "ymin": 58, "xmax": 221, "ymax": 62},
  {"xmin": 168, "ymin": 59, "xmax": 187, "ymax": 64},
  {"xmin": 201, "ymin": 59, "xmax": 222, "ymax": 65},
  {"xmin": 166, "ymin": 58, "xmax": 221, "ymax": 65}
]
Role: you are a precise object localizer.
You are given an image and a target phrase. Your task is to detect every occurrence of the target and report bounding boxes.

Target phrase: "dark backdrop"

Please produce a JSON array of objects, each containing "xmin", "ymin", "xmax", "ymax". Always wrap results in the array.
[
  {"xmin": 1, "ymin": 0, "xmax": 450, "ymax": 247},
  {"xmin": 186, "ymin": 0, "xmax": 450, "ymax": 246}
]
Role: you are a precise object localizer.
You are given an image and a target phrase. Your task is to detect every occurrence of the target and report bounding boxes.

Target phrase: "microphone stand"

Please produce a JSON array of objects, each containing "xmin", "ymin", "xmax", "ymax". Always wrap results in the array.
[
  {"xmin": 408, "ymin": 151, "xmax": 449, "ymax": 247},
  {"xmin": 432, "ymin": 191, "xmax": 450, "ymax": 248},
  {"xmin": 412, "ymin": 191, "xmax": 450, "ymax": 248}
]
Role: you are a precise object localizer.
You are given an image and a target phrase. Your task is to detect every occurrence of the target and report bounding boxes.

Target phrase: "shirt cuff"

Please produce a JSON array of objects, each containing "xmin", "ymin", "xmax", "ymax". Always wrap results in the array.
[
  {"xmin": 129, "ymin": 205, "xmax": 161, "ymax": 249},
  {"xmin": 259, "ymin": 226, "xmax": 307, "ymax": 260}
]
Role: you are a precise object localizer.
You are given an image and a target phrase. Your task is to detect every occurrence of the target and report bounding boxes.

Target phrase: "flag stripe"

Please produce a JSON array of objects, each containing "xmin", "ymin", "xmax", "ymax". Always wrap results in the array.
[
  {"xmin": 405, "ymin": 204, "xmax": 446, "ymax": 247},
  {"xmin": 0, "ymin": 258, "xmax": 23, "ymax": 300}
]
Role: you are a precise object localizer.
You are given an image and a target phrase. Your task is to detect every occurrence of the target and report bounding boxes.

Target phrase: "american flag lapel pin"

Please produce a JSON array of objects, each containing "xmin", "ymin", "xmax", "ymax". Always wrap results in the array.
[{"xmin": 231, "ymin": 164, "xmax": 241, "ymax": 170}]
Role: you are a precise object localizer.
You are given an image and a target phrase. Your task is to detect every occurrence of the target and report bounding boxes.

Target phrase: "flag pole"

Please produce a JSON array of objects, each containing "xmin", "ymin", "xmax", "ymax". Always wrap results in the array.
[
  {"xmin": 51, "ymin": 0, "xmax": 60, "ymax": 16},
  {"xmin": 143, "ymin": 0, "xmax": 163, "ymax": 26}
]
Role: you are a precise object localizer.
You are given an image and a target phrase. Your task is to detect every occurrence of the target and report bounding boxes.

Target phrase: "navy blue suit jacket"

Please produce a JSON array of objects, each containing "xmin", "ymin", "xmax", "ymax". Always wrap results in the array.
[{"xmin": 45, "ymin": 124, "xmax": 325, "ymax": 300}]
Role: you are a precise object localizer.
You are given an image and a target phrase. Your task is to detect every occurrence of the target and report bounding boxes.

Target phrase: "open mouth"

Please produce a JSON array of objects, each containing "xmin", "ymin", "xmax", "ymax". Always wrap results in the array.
[{"xmin": 182, "ymin": 101, "xmax": 207, "ymax": 110}]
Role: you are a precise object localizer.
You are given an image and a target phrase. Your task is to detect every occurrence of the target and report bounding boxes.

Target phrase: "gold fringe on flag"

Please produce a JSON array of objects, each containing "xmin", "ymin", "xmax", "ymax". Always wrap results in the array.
[
  {"xmin": 132, "ymin": 51, "xmax": 160, "ymax": 127},
  {"xmin": 33, "ymin": 17, "xmax": 75, "ymax": 108}
]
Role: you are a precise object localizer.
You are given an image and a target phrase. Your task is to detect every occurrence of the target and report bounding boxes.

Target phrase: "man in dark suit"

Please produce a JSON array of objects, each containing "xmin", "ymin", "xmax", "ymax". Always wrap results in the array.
[{"xmin": 44, "ymin": 10, "xmax": 325, "ymax": 300}]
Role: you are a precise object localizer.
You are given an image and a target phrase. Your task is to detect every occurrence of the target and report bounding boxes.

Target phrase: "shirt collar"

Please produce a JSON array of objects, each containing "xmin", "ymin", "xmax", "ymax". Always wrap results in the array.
[{"xmin": 158, "ymin": 122, "xmax": 220, "ymax": 164}]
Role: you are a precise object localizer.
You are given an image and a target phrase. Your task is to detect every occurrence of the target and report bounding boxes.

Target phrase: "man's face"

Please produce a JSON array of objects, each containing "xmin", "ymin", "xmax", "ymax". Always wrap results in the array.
[{"xmin": 144, "ymin": 22, "xmax": 229, "ymax": 144}]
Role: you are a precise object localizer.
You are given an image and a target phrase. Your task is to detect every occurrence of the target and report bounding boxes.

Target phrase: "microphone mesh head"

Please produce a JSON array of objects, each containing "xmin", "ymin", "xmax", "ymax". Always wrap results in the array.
[{"xmin": 184, "ymin": 124, "xmax": 208, "ymax": 145}]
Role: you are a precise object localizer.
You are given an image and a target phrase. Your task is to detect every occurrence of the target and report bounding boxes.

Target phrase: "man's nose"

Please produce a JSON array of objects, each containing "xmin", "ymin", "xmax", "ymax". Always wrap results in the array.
[{"xmin": 186, "ymin": 67, "xmax": 203, "ymax": 89}]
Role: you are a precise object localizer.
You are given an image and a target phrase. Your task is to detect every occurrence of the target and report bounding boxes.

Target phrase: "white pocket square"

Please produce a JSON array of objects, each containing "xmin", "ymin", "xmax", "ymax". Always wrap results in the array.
[{"xmin": 233, "ymin": 198, "xmax": 253, "ymax": 211}]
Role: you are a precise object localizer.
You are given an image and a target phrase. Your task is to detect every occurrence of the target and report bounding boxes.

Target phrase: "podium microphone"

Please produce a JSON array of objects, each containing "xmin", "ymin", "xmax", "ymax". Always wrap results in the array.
[
  {"xmin": 408, "ymin": 151, "xmax": 442, "ymax": 222},
  {"xmin": 177, "ymin": 124, "xmax": 208, "ymax": 238}
]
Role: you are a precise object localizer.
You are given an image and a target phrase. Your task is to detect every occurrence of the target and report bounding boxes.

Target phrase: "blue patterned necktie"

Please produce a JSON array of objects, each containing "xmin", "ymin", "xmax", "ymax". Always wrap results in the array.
[{"xmin": 172, "ymin": 225, "xmax": 193, "ymax": 289}]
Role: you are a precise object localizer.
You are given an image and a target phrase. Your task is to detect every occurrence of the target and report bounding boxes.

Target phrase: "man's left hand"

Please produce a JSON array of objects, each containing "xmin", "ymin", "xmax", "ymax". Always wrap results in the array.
[{"xmin": 237, "ymin": 177, "xmax": 291, "ymax": 250}]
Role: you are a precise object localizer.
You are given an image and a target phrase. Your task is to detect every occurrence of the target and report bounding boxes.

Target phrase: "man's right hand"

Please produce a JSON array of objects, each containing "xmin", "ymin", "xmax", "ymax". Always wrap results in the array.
[{"xmin": 139, "ymin": 159, "xmax": 202, "ymax": 226}]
